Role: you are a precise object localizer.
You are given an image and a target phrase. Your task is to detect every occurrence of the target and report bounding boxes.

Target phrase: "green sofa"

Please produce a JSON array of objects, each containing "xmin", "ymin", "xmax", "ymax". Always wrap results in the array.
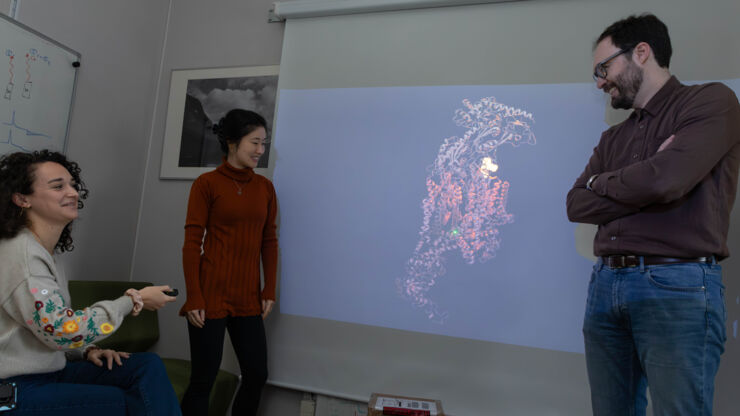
[{"xmin": 68, "ymin": 280, "xmax": 239, "ymax": 416}]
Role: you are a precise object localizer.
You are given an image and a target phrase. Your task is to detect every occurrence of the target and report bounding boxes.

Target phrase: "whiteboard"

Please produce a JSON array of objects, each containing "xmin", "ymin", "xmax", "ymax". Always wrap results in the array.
[{"xmin": 0, "ymin": 13, "xmax": 80, "ymax": 155}]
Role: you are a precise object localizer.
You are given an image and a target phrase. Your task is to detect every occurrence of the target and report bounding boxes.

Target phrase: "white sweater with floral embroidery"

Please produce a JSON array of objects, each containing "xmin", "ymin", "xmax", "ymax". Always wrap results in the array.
[{"xmin": 0, "ymin": 229, "xmax": 133, "ymax": 378}]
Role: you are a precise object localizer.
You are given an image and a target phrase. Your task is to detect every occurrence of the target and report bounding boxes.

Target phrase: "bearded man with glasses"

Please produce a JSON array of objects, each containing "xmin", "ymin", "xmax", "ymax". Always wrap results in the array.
[{"xmin": 566, "ymin": 13, "xmax": 740, "ymax": 416}]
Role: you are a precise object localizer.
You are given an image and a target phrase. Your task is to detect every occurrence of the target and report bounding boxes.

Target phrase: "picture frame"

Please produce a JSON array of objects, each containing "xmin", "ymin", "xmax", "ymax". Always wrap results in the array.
[{"xmin": 159, "ymin": 65, "xmax": 279, "ymax": 179}]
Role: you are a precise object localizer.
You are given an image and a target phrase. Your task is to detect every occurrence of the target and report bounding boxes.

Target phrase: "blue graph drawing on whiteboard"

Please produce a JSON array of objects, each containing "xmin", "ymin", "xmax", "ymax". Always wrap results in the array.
[
  {"xmin": 396, "ymin": 97, "xmax": 536, "ymax": 323},
  {"xmin": 2, "ymin": 110, "xmax": 51, "ymax": 151}
]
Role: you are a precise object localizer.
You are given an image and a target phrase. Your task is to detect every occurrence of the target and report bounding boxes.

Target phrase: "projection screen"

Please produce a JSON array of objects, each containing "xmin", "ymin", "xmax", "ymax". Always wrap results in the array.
[{"xmin": 265, "ymin": 1, "xmax": 740, "ymax": 414}]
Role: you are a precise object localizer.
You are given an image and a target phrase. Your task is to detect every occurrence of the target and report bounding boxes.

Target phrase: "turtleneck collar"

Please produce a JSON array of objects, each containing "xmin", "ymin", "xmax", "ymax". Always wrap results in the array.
[{"xmin": 216, "ymin": 157, "xmax": 255, "ymax": 182}]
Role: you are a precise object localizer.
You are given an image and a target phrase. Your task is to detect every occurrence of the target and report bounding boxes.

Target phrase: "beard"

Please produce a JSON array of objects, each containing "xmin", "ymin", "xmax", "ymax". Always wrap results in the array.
[{"xmin": 608, "ymin": 61, "xmax": 643, "ymax": 109}]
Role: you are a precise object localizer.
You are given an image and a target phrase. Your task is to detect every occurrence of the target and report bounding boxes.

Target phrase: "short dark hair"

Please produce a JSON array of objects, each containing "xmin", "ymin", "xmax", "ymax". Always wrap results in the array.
[
  {"xmin": 212, "ymin": 109, "xmax": 267, "ymax": 155},
  {"xmin": 596, "ymin": 13, "xmax": 672, "ymax": 68},
  {"xmin": 0, "ymin": 150, "xmax": 89, "ymax": 252}
]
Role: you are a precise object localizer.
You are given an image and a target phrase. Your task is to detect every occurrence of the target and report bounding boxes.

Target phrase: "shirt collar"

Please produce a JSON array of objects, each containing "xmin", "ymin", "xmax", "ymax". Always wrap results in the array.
[{"xmin": 640, "ymin": 75, "xmax": 681, "ymax": 117}]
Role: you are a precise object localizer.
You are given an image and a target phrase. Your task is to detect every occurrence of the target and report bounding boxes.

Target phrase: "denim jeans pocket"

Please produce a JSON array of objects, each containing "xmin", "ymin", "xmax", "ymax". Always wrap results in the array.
[{"xmin": 646, "ymin": 263, "xmax": 706, "ymax": 292}]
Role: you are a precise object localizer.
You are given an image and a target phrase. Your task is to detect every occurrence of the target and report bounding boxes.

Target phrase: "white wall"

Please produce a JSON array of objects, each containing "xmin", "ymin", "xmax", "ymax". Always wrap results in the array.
[
  {"xmin": 13, "ymin": 0, "xmax": 170, "ymax": 282},
  {"xmin": 0, "ymin": 1, "xmax": 10, "ymax": 16},
  {"xmin": 4, "ymin": 1, "xmax": 302, "ymax": 413}
]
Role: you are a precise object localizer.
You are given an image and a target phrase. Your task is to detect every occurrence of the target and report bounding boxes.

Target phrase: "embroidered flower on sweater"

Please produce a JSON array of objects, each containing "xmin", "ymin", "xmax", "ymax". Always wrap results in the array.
[
  {"xmin": 62, "ymin": 320, "xmax": 79, "ymax": 334},
  {"xmin": 28, "ymin": 289, "xmax": 108, "ymax": 349}
]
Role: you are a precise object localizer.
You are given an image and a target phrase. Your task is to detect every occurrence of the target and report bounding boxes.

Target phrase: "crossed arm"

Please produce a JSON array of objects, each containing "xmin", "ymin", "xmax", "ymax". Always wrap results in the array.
[{"xmin": 567, "ymin": 85, "xmax": 740, "ymax": 224}]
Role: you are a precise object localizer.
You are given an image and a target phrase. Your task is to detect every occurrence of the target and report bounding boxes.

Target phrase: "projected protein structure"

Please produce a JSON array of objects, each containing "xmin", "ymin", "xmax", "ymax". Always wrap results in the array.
[{"xmin": 397, "ymin": 96, "xmax": 535, "ymax": 322}]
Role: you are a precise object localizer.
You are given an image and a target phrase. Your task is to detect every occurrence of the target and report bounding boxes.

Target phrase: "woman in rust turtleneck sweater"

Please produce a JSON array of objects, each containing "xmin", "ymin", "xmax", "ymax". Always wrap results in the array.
[{"xmin": 179, "ymin": 109, "xmax": 278, "ymax": 416}]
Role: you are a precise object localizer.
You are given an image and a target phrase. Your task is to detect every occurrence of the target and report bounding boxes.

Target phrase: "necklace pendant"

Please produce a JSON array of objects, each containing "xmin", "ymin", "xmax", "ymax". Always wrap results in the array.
[{"xmin": 232, "ymin": 178, "xmax": 244, "ymax": 195}]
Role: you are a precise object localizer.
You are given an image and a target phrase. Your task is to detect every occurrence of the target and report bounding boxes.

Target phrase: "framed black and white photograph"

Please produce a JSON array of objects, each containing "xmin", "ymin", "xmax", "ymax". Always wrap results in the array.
[{"xmin": 160, "ymin": 65, "xmax": 279, "ymax": 179}]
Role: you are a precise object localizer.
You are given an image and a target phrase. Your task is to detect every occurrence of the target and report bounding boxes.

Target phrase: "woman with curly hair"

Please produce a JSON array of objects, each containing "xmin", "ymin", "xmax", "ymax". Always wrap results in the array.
[
  {"xmin": 179, "ymin": 109, "xmax": 278, "ymax": 416},
  {"xmin": 0, "ymin": 150, "xmax": 181, "ymax": 415}
]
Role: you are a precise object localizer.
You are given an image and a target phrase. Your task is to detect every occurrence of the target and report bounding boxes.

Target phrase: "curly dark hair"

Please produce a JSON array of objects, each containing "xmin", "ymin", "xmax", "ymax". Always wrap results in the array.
[
  {"xmin": 212, "ymin": 109, "xmax": 268, "ymax": 155},
  {"xmin": 596, "ymin": 13, "xmax": 672, "ymax": 68},
  {"xmin": 0, "ymin": 150, "xmax": 89, "ymax": 252}
]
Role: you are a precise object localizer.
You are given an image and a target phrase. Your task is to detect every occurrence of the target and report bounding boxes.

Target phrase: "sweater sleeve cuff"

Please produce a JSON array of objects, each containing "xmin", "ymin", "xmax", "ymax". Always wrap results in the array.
[
  {"xmin": 179, "ymin": 297, "xmax": 206, "ymax": 316},
  {"xmin": 65, "ymin": 347, "xmax": 85, "ymax": 361},
  {"xmin": 261, "ymin": 288, "xmax": 276, "ymax": 301},
  {"xmin": 591, "ymin": 171, "xmax": 612, "ymax": 197},
  {"xmin": 112, "ymin": 295, "xmax": 134, "ymax": 316}
]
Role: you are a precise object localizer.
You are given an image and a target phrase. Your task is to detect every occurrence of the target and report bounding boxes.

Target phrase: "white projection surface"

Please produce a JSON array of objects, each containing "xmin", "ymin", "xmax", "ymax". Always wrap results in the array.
[
  {"xmin": 274, "ymin": 79, "xmax": 740, "ymax": 356},
  {"xmin": 275, "ymin": 82, "xmax": 603, "ymax": 354}
]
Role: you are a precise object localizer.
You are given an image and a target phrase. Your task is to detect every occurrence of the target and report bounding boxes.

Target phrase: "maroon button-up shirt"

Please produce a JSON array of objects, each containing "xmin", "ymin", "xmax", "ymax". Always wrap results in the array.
[{"xmin": 567, "ymin": 76, "xmax": 740, "ymax": 259}]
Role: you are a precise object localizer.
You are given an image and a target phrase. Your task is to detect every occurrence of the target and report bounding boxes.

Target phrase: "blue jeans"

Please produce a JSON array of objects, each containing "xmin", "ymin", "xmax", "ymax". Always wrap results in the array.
[
  {"xmin": 3, "ymin": 352, "xmax": 181, "ymax": 415},
  {"xmin": 583, "ymin": 259, "xmax": 726, "ymax": 416}
]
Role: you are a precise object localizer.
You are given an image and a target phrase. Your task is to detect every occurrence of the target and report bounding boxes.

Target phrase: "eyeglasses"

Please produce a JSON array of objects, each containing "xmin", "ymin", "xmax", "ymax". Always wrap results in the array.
[{"xmin": 593, "ymin": 47, "xmax": 633, "ymax": 81}]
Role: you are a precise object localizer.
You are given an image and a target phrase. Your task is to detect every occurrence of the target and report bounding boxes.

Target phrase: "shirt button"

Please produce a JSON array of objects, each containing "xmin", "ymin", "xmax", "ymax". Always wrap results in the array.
[
  {"xmin": 639, "ymin": 124, "xmax": 645, "ymax": 129},
  {"xmin": 610, "ymin": 236, "xmax": 617, "ymax": 241},
  {"xmin": 632, "ymin": 154, "xmax": 638, "ymax": 159}
]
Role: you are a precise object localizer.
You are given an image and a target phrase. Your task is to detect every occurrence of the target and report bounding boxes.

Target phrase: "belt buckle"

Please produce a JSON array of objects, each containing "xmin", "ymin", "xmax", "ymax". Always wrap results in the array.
[
  {"xmin": 607, "ymin": 255, "xmax": 633, "ymax": 268},
  {"xmin": 613, "ymin": 255, "xmax": 626, "ymax": 268},
  {"xmin": 605, "ymin": 255, "xmax": 617, "ymax": 268}
]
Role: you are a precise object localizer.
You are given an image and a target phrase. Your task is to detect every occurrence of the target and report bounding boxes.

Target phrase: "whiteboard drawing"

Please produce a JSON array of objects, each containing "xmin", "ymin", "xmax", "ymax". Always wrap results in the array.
[{"xmin": 0, "ymin": 14, "xmax": 79, "ymax": 155}]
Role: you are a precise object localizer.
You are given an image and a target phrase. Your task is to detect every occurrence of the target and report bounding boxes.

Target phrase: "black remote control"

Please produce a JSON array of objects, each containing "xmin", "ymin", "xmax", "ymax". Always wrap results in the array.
[{"xmin": 163, "ymin": 288, "xmax": 179, "ymax": 297}]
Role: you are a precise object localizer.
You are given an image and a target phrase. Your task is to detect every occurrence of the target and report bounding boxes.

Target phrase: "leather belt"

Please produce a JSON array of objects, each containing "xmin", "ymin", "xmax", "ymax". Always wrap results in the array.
[{"xmin": 602, "ymin": 255, "xmax": 711, "ymax": 269}]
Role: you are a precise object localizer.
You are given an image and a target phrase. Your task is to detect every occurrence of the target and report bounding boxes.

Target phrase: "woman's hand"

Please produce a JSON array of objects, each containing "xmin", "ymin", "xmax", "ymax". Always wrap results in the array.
[
  {"xmin": 87, "ymin": 348, "xmax": 130, "ymax": 370},
  {"xmin": 139, "ymin": 285, "xmax": 177, "ymax": 311},
  {"xmin": 262, "ymin": 299, "xmax": 274, "ymax": 319},
  {"xmin": 186, "ymin": 309, "xmax": 206, "ymax": 328}
]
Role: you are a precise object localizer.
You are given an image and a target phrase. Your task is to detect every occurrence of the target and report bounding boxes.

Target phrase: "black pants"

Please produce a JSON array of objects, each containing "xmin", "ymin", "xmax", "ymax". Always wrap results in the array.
[{"xmin": 181, "ymin": 315, "xmax": 267, "ymax": 416}]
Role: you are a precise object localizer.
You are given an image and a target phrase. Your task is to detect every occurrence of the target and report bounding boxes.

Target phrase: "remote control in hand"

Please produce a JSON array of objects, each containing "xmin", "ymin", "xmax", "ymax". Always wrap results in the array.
[{"xmin": 163, "ymin": 288, "xmax": 179, "ymax": 297}]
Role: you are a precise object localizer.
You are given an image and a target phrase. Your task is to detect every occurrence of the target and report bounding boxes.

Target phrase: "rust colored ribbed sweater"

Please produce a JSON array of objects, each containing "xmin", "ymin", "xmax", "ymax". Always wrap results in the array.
[{"xmin": 179, "ymin": 161, "xmax": 278, "ymax": 318}]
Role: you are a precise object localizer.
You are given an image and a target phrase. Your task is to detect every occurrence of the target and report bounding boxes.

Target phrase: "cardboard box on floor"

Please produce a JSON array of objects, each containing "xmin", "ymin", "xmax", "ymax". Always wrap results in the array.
[{"xmin": 368, "ymin": 393, "xmax": 444, "ymax": 416}]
